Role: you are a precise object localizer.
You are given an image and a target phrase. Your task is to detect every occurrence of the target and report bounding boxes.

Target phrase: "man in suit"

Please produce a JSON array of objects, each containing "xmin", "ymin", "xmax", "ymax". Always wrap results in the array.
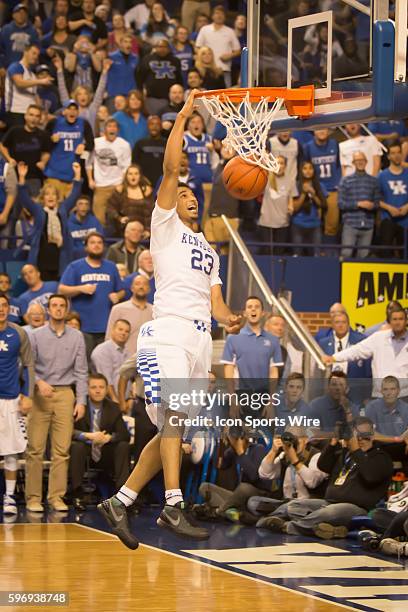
[
  {"xmin": 318, "ymin": 312, "xmax": 371, "ymax": 377},
  {"xmin": 69, "ymin": 373, "xmax": 130, "ymax": 510},
  {"xmin": 317, "ymin": 312, "xmax": 371, "ymax": 403},
  {"xmin": 315, "ymin": 302, "xmax": 348, "ymax": 342}
]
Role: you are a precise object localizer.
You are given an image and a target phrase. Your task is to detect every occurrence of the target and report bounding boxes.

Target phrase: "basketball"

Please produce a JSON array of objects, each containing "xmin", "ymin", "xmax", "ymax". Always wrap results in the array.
[{"xmin": 222, "ymin": 157, "xmax": 268, "ymax": 200}]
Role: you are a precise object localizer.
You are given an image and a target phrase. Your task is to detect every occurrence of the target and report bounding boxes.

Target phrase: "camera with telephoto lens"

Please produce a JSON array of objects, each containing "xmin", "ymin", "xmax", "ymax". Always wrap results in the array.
[
  {"xmin": 334, "ymin": 421, "xmax": 352, "ymax": 441},
  {"xmin": 281, "ymin": 431, "xmax": 298, "ymax": 450}
]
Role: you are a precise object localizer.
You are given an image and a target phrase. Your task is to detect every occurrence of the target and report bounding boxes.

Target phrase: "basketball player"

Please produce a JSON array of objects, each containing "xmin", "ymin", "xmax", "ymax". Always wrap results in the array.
[
  {"xmin": 98, "ymin": 91, "xmax": 241, "ymax": 549},
  {"xmin": 0, "ymin": 293, "xmax": 34, "ymax": 515}
]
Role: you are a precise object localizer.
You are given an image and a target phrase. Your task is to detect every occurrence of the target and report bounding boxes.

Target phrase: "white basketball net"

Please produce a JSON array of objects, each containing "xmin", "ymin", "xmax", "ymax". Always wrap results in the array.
[{"xmin": 200, "ymin": 92, "xmax": 284, "ymax": 173}]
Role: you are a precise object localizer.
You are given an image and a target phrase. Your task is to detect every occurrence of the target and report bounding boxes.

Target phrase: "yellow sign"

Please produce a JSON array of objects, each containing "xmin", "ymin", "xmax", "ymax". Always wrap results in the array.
[{"xmin": 341, "ymin": 262, "xmax": 408, "ymax": 331}]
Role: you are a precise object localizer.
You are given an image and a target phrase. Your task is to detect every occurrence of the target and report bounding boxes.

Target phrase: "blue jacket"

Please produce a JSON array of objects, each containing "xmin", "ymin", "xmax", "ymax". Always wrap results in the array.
[
  {"xmin": 106, "ymin": 50, "xmax": 139, "ymax": 97},
  {"xmin": 317, "ymin": 329, "xmax": 372, "ymax": 379},
  {"xmin": 112, "ymin": 110, "xmax": 148, "ymax": 149},
  {"xmin": 15, "ymin": 180, "xmax": 82, "ymax": 274}
]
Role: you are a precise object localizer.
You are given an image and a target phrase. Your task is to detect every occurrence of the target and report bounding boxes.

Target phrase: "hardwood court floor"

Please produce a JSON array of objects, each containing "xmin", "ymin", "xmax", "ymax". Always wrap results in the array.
[{"xmin": 0, "ymin": 522, "xmax": 350, "ymax": 612}]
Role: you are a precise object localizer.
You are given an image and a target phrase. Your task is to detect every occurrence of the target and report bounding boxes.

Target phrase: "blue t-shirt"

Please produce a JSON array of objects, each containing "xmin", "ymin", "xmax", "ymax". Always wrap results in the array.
[
  {"xmin": 183, "ymin": 132, "xmax": 212, "ymax": 183},
  {"xmin": 0, "ymin": 22, "xmax": 39, "ymax": 66},
  {"xmin": 292, "ymin": 130, "xmax": 314, "ymax": 148},
  {"xmin": 275, "ymin": 398, "xmax": 311, "ymax": 434},
  {"xmin": 367, "ymin": 120, "xmax": 408, "ymax": 137},
  {"xmin": 365, "ymin": 399, "xmax": 408, "ymax": 436},
  {"xmin": 309, "ymin": 395, "xmax": 359, "ymax": 431},
  {"xmin": 304, "ymin": 138, "xmax": 341, "ymax": 192},
  {"xmin": 67, "ymin": 213, "xmax": 105, "ymax": 259},
  {"xmin": 59, "ymin": 258, "xmax": 123, "ymax": 333},
  {"xmin": 378, "ymin": 167, "xmax": 408, "ymax": 227},
  {"xmin": 292, "ymin": 183, "xmax": 328, "ymax": 229},
  {"xmin": 0, "ymin": 325, "xmax": 24, "ymax": 399},
  {"xmin": 212, "ymin": 122, "xmax": 227, "ymax": 142},
  {"xmin": 170, "ymin": 43, "xmax": 194, "ymax": 86},
  {"xmin": 45, "ymin": 116, "xmax": 86, "ymax": 182},
  {"xmin": 17, "ymin": 281, "xmax": 58, "ymax": 316},
  {"xmin": 221, "ymin": 325, "xmax": 283, "ymax": 391},
  {"xmin": 8, "ymin": 298, "xmax": 22, "ymax": 324}
]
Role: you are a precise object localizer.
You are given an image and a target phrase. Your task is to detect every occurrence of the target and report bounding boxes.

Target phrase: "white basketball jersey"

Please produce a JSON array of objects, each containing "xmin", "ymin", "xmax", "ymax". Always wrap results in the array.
[{"xmin": 150, "ymin": 203, "xmax": 221, "ymax": 324}]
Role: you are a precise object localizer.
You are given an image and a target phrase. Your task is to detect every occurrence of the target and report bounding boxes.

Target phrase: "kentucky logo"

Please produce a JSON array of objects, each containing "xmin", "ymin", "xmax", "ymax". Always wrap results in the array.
[
  {"xmin": 150, "ymin": 61, "xmax": 177, "ymax": 79},
  {"xmin": 141, "ymin": 325, "xmax": 153, "ymax": 337}
]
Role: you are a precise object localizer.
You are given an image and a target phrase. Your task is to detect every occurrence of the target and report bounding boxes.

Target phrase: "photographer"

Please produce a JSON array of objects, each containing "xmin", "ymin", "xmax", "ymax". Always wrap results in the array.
[
  {"xmin": 249, "ymin": 427, "xmax": 328, "ymax": 517},
  {"xmin": 196, "ymin": 429, "xmax": 269, "ymax": 524},
  {"xmin": 258, "ymin": 417, "xmax": 393, "ymax": 539}
]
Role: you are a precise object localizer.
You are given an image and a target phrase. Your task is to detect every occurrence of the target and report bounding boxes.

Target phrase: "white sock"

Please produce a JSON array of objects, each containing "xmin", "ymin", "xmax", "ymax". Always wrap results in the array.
[
  {"xmin": 115, "ymin": 486, "xmax": 138, "ymax": 507},
  {"xmin": 5, "ymin": 479, "xmax": 16, "ymax": 497},
  {"xmin": 165, "ymin": 489, "xmax": 183, "ymax": 506}
]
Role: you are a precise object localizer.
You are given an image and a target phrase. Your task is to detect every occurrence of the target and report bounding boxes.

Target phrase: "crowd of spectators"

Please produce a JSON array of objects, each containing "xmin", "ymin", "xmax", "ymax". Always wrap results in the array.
[
  {"xmin": 0, "ymin": 0, "xmax": 407, "ymax": 559},
  {"xmin": 0, "ymin": 1, "xmax": 407, "ymax": 262}
]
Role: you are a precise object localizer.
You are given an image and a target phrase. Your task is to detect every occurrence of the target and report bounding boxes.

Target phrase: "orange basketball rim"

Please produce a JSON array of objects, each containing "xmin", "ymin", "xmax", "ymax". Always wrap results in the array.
[{"xmin": 194, "ymin": 85, "xmax": 315, "ymax": 118}]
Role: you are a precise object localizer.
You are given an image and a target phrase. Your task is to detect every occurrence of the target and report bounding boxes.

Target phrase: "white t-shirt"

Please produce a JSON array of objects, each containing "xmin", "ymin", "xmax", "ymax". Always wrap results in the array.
[
  {"xmin": 269, "ymin": 136, "xmax": 300, "ymax": 184},
  {"xmin": 151, "ymin": 203, "xmax": 221, "ymax": 324},
  {"xmin": 195, "ymin": 24, "xmax": 240, "ymax": 71},
  {"xmin": 339, "ymin": 135, "xmax": 382, "ymax": 176},
  {"xmin": 5, "ymin": 62, "xmax": 37, "ymax": 114},
  {"xmin": 90, "ymin": 136, "xmax": 131, "ymax": 187},
  {"xmin": 124, "ymin": 4, "xmax": 150, "ymax": 32},
  {"xmin": 259, "ymin": 175, "xmax": 298, "ymax": 228},
  {"xmin": 332, "ymin": 332, "xmax": 350, "ymax": 374}
]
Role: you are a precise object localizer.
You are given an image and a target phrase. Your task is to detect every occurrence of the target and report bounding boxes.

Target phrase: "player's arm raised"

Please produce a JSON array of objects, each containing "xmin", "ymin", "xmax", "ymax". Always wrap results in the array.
[{"xmin": 157, "ymin": 90, "xmax": 197, "ymax": 210}]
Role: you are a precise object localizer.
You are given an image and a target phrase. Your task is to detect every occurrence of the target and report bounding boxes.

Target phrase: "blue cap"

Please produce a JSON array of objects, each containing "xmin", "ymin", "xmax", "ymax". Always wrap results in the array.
[
  {"xmin": 63, "ymin": 99, "xmax": 79, "ymax": 109},
  {"xmin": 12, "ymin": 3, "xmax": 28, "ymax": 13}
]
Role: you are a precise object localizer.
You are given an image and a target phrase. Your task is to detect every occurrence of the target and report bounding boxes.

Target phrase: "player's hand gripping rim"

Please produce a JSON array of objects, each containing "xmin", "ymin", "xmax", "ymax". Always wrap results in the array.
[{"xmin": 179, "ymin": 89, "xmax": 199, "ymax": 120}]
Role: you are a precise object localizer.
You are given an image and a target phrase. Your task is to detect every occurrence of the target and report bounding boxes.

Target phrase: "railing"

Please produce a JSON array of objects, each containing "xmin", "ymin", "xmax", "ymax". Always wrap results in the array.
[
  {"xmin": 241, "ymin": 238, "xmax": 407, "ymax": 259},
  {"xmin": 222, "ymin": 215, "xmax": 326, "ymax": 373}
]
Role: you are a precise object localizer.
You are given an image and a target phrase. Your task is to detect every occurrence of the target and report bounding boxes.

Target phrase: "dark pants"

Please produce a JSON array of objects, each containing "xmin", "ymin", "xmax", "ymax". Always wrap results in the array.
[
  {"xmin": 199, "ymin": 481, "xmax": 266, "ymax": 513},
  {"xmin": 379, "ymin": 218, "xmax": 405, "ymax": 258},
  {"xmin": 257, "ymin": 225, "xmax": 289, "ymax": 255},
  {"xmin": 372, "ymin": 508, "xmax": 408, "ymax": 539},
  {"xmin": 69, "ymin": 440, "xmax": 130, "ymax": 492},
  {"xmin": 291, "ymin": 224, "xmax": 321, "ymax": 256},
  {"xmin": 270, "ymin": 498, "xmax": 366, "ymax": 535},
  {"xmin": 83, "ymin": 332, "xmax": 106, "ymax": 366},
  {"xmin": 131, "ymin": 396, "xmax": 157, "ymax": 461}
]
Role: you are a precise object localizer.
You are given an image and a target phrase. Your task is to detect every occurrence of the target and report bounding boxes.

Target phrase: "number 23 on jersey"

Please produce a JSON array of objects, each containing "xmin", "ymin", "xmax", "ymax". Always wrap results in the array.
[{"xmin": 191, "ymin": 248, "xmax": 214, "ymax": 275}]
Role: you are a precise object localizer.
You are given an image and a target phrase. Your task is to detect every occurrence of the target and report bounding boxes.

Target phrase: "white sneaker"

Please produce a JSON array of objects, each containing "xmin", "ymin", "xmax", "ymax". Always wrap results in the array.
[
  {"xmin": 388, "ymin": 481, "xmax": 408, "ymax": 504},
  {"xmin": 3, "ymin": 495, "xmax": 18, "ymax": 515},
  {"xmin": 379, "ymin": 538, "xmax": 408, "ymax": 558}
]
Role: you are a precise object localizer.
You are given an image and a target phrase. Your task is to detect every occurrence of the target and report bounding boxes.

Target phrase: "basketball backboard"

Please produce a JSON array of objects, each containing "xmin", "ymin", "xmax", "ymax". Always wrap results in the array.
[{"xmin": 244, "ymin": 0, "xmax": 408, "ymax": 129}]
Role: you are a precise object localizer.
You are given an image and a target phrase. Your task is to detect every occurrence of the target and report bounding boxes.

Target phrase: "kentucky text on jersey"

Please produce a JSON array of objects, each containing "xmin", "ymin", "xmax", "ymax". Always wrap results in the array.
[
  {"xmin": 56, "ymin": 130, "xmax": 82, "ymax": 140},
  {"xmin": 71, "ymin": 228, "xmax": 99, "ymax": 239},
  {"xmin": 181, "ymin": 233, "xmax": 213, "ymax": 253},
  {"xmin": 80, "ymin": 274, "xmax": 111, "ymax": 282}
]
